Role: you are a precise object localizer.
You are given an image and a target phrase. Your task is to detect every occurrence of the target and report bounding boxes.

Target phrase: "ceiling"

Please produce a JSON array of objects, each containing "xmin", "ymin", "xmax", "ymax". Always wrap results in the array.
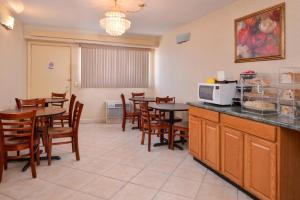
[{"xmin": 2, "ymin": 0, "xmax": 236, "ymax": 36}]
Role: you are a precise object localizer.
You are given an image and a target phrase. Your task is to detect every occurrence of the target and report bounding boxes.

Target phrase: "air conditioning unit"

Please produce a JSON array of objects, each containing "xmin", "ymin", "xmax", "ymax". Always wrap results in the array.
[{"xmin": 105, "ymin": 100, "xmax": 131, "ymax": 124}]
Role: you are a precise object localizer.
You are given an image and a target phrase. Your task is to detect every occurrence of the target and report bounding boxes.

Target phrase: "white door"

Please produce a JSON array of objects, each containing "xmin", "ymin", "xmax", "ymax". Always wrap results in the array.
[{"xmin": 29, "ymin": 43, "xmax": 71, "ymax": 99}]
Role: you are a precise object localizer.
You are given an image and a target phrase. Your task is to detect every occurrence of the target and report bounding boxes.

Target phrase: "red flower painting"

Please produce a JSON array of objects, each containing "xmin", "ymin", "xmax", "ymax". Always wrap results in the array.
[{"xmin": 235, "ymin": 3, "xmax": 285, "ymax": 63}]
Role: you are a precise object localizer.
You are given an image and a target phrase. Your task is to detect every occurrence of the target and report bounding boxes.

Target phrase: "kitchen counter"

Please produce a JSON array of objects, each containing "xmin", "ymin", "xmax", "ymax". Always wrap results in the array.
[{"xmin": 188, "ymin": 102, "xmax": 300, "ymax": 132}]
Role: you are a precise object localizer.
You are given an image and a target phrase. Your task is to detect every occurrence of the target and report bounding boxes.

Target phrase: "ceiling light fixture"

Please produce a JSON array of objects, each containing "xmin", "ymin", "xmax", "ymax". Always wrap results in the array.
[
  {"xmin": 99, "ymin": 0, "xmax": 131, "ymax": 36},
  {"xmin": 0, "ymin": 14, "xmax": 14, "ymax": 30}
]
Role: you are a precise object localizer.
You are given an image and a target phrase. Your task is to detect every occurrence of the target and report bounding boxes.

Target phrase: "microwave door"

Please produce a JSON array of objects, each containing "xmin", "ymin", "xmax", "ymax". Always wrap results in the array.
[{"xmin": 199, "ymin": 85, "xmax": 214, "ymax": 101}]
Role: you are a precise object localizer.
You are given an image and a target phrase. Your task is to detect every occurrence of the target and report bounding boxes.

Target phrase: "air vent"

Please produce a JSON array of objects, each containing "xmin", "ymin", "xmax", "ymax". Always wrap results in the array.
[{"xmin": 176, "ymin": 33, "xmax": 191, "ymax": 44}]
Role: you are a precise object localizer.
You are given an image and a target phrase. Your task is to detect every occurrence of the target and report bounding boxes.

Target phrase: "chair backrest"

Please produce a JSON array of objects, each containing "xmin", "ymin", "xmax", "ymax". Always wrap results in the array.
[
  {"xmin": 132, "ymin": 93, "xmax": 145, "ymax": 98},
  {"xmin": 156, "ymin": 96, "xmax": 175, "ymax": 104},
  {"xmin": 132, "ymin": 92, "xmax": 145, "ymax": 112},
  {"xmin": 155, "ymin": 96, "xmax": 175, "ymax": 120},
  {"xmin": 15, "ymin": 98, "xmax": 46, "ymax": 109},
  {"xmin": 68, "ymin": 94, "xmax": 77, "ymax": 127},
  {"xmin": 140, "ymin": 102, "xmax": 150, "ymax": 128},
  {"xmin": 72, "ymin": 101, "xmax": 84, "ymax": 135},
  {"xmin": 51, "ymin": 92, "xmax": 66, "ymax": 107},
  {"xmin": 0, "ymin": 110, "xmax": 36, "ymax": 147},
  {"xmin": 120, "ymin": 94, "xmax": 127, "ymax": 116}
]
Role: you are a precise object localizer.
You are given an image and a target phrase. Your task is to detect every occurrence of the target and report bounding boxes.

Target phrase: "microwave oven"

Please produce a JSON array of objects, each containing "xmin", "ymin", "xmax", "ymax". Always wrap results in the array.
[{"xmin": 198, "ymin": 83, "xmax": 237, "ymax": 105}]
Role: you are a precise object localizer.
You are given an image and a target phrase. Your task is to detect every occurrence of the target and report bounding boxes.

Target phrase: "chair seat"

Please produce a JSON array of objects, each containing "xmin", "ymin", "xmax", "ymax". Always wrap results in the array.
[
  {"xmin": 173, "ymin": 121, "xmax": 189, "ymax": 129},
  {"xmin": 143, "ymin": 121, "xmax": 170, "ymax": 129},
  {"xmin": 53, "ymin": 113, "xmax": 69, "ymax": 120},
  {"xmin": 48, "ymin": 127, "xmax": 73, "ymax": 137}
]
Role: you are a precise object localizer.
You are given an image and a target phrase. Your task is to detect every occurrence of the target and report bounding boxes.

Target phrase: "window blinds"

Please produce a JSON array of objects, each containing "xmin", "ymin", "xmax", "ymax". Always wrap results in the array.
[{"xmin": 81, "ymin": 44, "xmax": 150, "ymax": 88}]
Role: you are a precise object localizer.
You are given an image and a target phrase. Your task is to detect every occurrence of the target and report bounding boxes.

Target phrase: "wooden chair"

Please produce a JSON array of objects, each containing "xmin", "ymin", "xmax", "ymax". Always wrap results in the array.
[
  {"xmin": 15, "ymin": 98, "xmax": 46, "ymax": 109},
  {"xmin": 131, "ymin": 92, "xmax": 145, "ymax": 124},
  {"xmin": 0, "ymin": 110, "xmax": 40, "ymax": 182},
  {"xmin": 47, "ymin": 101, "xmax": 84, "ymax": 166},
  {"xmin": 155, "ymin": 97, "xmax": 182, "ymax": 123},
  {"xmin": 171, "ymin": 122, "xmax": 189, "ymax": 150},
  {"xmin": 52, "ymin": 94, "xmax": 76, "ymax": 127},
  {"xmin": 140, "ymin": 102, "xmax": 171, "ymax": 152},
  {"xmin": 15, "ymin": 98, "xmax": 47, "ymax": 154},
  {"xmin": 121, "ymin": 94, "xmax": 140, "ymax": 131},
  {"xmin": 51, "ymin": 92, "xmax": 67, "ymax": 108}
]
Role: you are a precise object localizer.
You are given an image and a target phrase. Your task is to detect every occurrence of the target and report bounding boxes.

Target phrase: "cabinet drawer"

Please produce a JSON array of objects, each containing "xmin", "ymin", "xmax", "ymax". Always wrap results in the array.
[
  {"xmin": 221, "ymin": 114, "xmax": 276, "ymax": 142},
  {"xmin": 189, "ymin": 106, "xmax": 219, "ymax": 123}
]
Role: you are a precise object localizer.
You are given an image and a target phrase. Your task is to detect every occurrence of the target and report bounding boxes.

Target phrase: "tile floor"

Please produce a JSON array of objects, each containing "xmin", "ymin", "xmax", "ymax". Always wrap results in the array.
[{"xmin": 0, "ymin": 123, "xmax": 254, "ymax": 200}]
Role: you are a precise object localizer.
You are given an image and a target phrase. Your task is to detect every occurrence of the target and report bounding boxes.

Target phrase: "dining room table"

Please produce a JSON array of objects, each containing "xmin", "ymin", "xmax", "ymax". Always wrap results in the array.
[
  {"xmin": 149, "ymin": 103, "xmax": 189, "ymax": 150},
  {"xmin": 1, "ymin": 107, "xmax": 66, "ymax": 171}
]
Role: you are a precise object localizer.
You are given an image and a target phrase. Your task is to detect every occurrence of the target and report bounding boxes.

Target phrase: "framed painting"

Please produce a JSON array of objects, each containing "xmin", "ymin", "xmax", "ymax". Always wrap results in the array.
[{"xmin": 235, "ymin": 3, "xmax": 285, "ymax": 63}]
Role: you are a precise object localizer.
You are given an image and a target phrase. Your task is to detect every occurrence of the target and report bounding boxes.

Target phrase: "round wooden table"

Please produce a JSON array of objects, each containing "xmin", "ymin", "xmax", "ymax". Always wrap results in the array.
[
  {"xmin": 1, "ymin": 107, "xmax": 66, "ymax": 171},
  {"xmin": 149, "ymin": 103, "xmax": 189, "ymax": 150},
  {"xmin": 3, "ymin": 107, "xmax": 66, "ymax": 117},
  {"xmin": 45, "ymin": 98, "xmax": 68, "ymax": 107}
]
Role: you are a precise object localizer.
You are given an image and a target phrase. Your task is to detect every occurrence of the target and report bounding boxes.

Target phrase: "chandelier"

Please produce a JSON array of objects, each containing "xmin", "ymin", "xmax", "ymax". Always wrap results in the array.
[{"xmin": 100, "ymin": 0, "xmax": 131, "ymax": 36}]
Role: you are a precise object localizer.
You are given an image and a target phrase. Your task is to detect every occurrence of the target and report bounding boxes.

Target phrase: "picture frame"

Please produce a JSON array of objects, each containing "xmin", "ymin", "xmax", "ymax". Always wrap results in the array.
[{"xmin": 234, "ymin": 3, "xmax": 285, "ymax": 63}]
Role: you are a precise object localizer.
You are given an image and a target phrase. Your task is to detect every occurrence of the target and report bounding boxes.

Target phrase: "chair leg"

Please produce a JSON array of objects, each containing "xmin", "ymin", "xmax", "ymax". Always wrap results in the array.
[
  {"xmin": 180, "ymin": 131, "xmax": 185, "ymax": 144},
  {"xmin": 171, "ymin": 129, "xmax": 175, "ymax": 150},
  {"xmin": 72, "ymin": 139, "xmax": 75, "ymax": 153},
  {"xmin": 42, "ymin": 132, "xmax": 48, "ymax": 153},
  {"xmin": 141, "ymin": 129, "xmax": 145, "ymax": 145},
  {"xmin": 75, "ymin": 137, "xmax": 80, "ymax": 161},
  {"xmin": 159, "ymin": 129, "xmax": 164, "ymax": 143},
  {"xmin": 61, "ymin": 119, "xmax": 64, "ymax": 127},
  {"xmin": 148, "ymin": 131, "xmax": 151, "ymax": 152},
  {"xmin": 36, "ymin": 144, "xmax": 40, "ymax": 166},
  {"xmin": 47, "ymin": 137, "xmax": 52, "ymax": 166},
  {"xmin": 0, "ymin": 151, "xmax": 3, "ymax": 183},
  {"xmin": 122, "ymin": 117, "xmax": 126, "ymax": 131},
  {"xmin": 4, "ymin": 152, "xmax": 7, "ymax": 170},
  {"xmin": 30, "ymin": 143, "xmax": 37, "ymax": 178},
  {"xmin": 168, "ymin": 128, "xmax": 172, "ymax": 149}
]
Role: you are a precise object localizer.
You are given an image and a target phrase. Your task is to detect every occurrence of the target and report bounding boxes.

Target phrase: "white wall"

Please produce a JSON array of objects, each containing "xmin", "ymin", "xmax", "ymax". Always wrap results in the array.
[
  {"xmin": 155, "ymin": 0, "xmax": 300, "ymax": 103},
  {"xmin": 0, "ymin": 5, "xmax": 26, "ymax": 110}
]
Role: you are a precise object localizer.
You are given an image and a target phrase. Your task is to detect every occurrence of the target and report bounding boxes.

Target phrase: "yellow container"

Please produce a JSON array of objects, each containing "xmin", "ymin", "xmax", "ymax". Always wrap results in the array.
[{"xmin": 207, "ymin": 78, "xmax": 216, "ymax": 84}]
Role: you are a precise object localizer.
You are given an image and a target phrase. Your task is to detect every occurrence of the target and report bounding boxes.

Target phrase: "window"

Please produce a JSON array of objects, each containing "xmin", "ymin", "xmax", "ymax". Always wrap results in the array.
[{"xmin": 81, "ymin": 44, "xmax": 150, "ymax": 88}]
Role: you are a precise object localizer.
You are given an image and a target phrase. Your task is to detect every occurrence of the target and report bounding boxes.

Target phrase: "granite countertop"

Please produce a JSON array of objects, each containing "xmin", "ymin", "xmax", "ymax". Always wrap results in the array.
[{"xmin": 188, "ymin": 102, "xmax": 300, "ymax": 132}]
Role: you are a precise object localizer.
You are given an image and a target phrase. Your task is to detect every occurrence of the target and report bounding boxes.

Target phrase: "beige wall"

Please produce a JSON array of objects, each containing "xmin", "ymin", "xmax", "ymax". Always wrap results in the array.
[
  {"xmin": 155, "ymin": 0, "xmax": 300, "ymax": 103},
  {"xmin": 0, "ymin": 5, "xmax": 26, "ymax": 110}
]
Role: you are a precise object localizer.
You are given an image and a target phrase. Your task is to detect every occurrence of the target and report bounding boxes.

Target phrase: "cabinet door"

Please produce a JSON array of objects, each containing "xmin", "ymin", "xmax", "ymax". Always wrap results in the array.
[
  {"xmin": 221, "ymin": 126, "xmax": 244, "ymax": 186},
  {"xmin": 244, "ymin": 135, "xmax": 277, "ymax": 200},
  {"xmin": 202, "ymin": 120, "xmax": 220, "ymax": 171},
  {"xmin": 189, "ymin": 115, "xmax": 201, "ymax": 159}
]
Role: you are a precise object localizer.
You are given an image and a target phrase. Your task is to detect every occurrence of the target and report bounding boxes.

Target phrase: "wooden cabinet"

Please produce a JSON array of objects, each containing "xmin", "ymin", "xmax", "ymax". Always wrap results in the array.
[
  {"xmin": 221, "ymin": 126, "xmax": 244, "ymax": 186},
  {"xmin": 202, "ymin": 120, "xmax": 220, "ymax": 171},
  {"xmin": 189, "ymin": 106, "xmax": 300, "ymax": 200},
  {"xmin": 244, "ymin": 135, "xmax": 277, "ymax": 200},
  {"xmin": 189, "ymin": 115, "xmax": 201, "ymax": 159}
]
